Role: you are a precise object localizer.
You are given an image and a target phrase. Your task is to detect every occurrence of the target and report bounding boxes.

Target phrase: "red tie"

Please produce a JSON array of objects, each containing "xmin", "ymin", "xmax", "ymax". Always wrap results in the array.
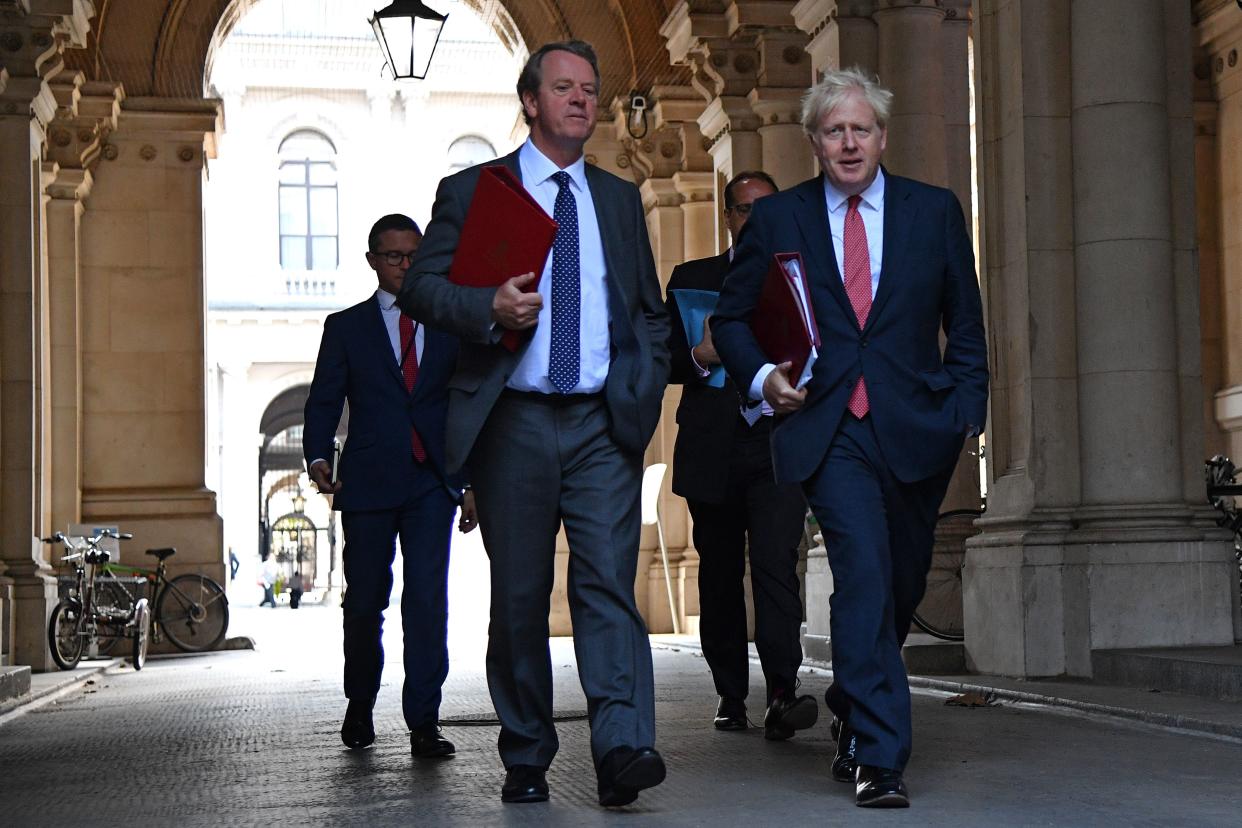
[
  {"xmin": 844, "ymin": 195, "xmax": 871, "ymax": 418},
  {"xmin": 398, "ymin": 313, "xmax": 427, "ymax": 463}
]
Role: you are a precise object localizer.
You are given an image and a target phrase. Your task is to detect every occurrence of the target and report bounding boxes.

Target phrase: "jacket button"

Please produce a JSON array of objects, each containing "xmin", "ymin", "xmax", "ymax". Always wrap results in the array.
[{"xmin": 860, "ymin": 339, "xmax": 868, "ymax": 348}]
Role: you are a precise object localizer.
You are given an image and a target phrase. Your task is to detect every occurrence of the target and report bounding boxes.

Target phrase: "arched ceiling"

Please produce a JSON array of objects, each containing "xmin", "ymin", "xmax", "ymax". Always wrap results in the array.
[{"xmin": 68, "ymin": 0, "xmax": 689, "ymax": 102}]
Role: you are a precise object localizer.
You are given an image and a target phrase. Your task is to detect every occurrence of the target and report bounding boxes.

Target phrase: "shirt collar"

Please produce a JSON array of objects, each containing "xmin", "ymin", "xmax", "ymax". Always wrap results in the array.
[
  {"xmin": 520, "ymin": 137, "xmax": 588, "ymax": 192},
  {"xmin": 824, "ymin": 167, "xmax": 886, "ymax": 214},
  {"xmin": 375, "ymin": 288, "xmax": 398, "ymax": 310}
]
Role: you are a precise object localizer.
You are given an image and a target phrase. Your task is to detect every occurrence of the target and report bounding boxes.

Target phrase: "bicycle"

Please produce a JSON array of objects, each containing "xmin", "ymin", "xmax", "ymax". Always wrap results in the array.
[
  {"xmin": 98, "ymin": 547, "xmax": 230, "ymax": 655},
  {"xmin": 1203, "ymin": 455, "xmax": 1242, "ymax": 603},
  {"xmin": 47, "ymin": 533, "xmax": 230, "ymax": 668},
  {"xmin": 911, "ymin": 509, "xmax": 983, "ymax": 642},
  {"xmin": 45, "ymin": 530, "xmax": 151, "ymax": 671}
]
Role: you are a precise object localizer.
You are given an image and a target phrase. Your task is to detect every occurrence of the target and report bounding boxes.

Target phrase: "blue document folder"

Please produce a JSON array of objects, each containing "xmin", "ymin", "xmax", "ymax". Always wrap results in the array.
[{"xmin": 670, "ymin": 288, "xmax": 726, "ymax": 388}]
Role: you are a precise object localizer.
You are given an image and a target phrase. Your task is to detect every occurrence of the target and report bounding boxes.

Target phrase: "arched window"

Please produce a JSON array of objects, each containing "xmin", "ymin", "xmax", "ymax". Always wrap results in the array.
[
  {"xmin": 278, "ymin": 130, "xmax": 338, "ymax": 271},
  {"xmin": 447, "ymin": 135, "xmax": 496, "ymax": 174}
]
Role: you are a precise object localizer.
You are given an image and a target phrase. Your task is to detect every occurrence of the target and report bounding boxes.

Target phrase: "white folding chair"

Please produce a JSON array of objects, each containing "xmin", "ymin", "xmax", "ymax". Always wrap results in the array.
[{"xmin": 641, "ymin": 462, "xmax": 680, "ymax": 635}]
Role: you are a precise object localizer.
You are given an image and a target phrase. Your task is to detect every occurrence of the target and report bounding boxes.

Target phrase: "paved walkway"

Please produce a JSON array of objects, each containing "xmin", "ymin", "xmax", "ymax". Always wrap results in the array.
[{"xmin": 2, "ymin": 602, "xmax": 1241, "ymax": 826}]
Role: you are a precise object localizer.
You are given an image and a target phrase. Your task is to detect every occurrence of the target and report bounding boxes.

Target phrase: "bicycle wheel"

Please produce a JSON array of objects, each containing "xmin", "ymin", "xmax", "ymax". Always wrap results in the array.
[
  {"xmin": 156, "ymin": 574, "xmax": 229, "ymax": 652},
  {"xmin": 131, "ymin": 598, "xmax": 151, "ymax": 670},
  {"xmin": 48, "ymin": 599, "xmax": 85, "ymax": 670},
  {"xmin": 93, "ymin": 577, "xmax": 134, "ymax": 655},
  {"xmin": 911, "ymin": 509, "xmax": 982, "ymax": 642}
]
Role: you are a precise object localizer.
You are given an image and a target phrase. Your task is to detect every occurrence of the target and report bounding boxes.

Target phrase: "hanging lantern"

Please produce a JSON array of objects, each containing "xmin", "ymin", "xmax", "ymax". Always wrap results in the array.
[{"xmin": 369, "ymin": 1, "xmax": 448, "ymax": 81}]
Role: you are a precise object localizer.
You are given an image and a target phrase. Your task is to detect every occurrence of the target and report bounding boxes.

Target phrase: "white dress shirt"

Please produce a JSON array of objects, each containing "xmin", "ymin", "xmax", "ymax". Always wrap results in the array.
[
  {"xmin": 377, "ymin": 287, "xmax": 424, "ymax": 365},
  {"xmin": 747, "ymin": 170, "xmax": 887, "ymax": 402},
  {"xmin": 506, "ymin": 138, "xmax": 611, "ymax": 394}
]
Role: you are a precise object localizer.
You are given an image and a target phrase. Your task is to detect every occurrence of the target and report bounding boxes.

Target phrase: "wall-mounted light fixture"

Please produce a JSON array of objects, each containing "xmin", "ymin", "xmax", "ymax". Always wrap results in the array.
[{"xmin": 369, "ymin": 1, "xmax": 448, "ymax": 81}]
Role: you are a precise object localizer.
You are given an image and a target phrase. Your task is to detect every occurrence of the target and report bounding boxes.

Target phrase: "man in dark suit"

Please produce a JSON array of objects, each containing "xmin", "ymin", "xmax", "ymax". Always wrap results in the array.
[
  {"xmin": 398, "ymin": 41, "xmax": 670, "ymax": 808},
  {"xmin": 712, "ymin": 68, "xmax": 988, "ymax": 808},
  {"xmin": 304, "ymin": 213, "xmax": 478, "ymax": 759},
  {"xmin": 666, "ymin": 170, "xmax": 815, "ymax": 739}
]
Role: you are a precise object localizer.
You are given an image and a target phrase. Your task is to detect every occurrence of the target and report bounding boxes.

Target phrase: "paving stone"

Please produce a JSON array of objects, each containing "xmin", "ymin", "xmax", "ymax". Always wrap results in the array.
[{"xmin": 0, "ymin": 605, "xmax": 1239, "ymax": 826}]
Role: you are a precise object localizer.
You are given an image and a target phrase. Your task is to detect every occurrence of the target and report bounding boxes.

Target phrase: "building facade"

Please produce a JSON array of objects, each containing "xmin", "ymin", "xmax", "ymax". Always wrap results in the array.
[{"xmin": 1, "ymin": 0, "xmax": 1239, "ymax": 680}]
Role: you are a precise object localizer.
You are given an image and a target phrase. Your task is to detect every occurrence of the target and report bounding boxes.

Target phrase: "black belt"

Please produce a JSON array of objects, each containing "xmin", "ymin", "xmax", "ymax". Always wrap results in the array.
[{"xmin": 502, "ymin": 388, "xmax": 604, "ymax": 406}]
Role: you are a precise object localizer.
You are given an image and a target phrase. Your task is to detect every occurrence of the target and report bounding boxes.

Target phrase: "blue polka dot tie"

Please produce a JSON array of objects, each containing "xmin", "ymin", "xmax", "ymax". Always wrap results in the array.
[{"xmin": 549, "ymin": 170, "xmax": 580, "ymax": 394}]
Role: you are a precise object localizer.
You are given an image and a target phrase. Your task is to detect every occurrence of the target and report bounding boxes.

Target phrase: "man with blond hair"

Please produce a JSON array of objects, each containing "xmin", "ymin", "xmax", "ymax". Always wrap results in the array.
[{"xmin": 711, "ymin": 67, "xmax": 988, "ymax": 808}]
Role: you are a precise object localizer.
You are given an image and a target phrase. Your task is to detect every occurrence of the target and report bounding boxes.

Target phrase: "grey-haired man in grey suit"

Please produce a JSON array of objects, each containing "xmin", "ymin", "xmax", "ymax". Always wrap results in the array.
[{"xmin": 398, "ymin": 40, "xmax": 670, "ymax": 809}]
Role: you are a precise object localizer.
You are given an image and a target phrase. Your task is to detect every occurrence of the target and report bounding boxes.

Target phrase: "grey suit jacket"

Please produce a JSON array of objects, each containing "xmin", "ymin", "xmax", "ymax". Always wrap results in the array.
[{"xmin": 398, "ymin": 148, "xmax": 670, "ymax": 475}]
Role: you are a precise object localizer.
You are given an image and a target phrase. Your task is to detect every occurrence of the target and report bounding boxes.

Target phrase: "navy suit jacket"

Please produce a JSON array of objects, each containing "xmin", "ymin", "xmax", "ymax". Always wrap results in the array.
[
  {"xmin": 665, "ymin": 252, "xmax": 744, "ymax": 503},
  {"xmin": 303, "ymin": 293, "xmax": 462, "ymax": 511},
  {"xmin": 712, "ymin": 171, "xmax": 989, "ymax": 485}
]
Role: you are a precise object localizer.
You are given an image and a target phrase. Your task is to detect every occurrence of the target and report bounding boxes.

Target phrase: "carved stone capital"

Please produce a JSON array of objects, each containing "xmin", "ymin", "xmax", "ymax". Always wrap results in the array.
[
  {"xmin": 672, "ymin": 170, "xmax": 716, "ymax": 203},
  {"xmin": 43, "ymin": 161, "xmax": 89, "ymax": 200},
  {"xmin": 698, "ymin": 94, "xmax": 762, "ymax": 150},
  {"xmin": 747, "ymin": 85, "xmax": 806, "ymax": 128},
  {"xmin": 640, "ymin": 176, "xmax": 685, "ymax": 213},
  {"xmin": 45, "ymin": 70, "xmax": 120, "ymax": 170},
  {"xmin": 0, "ymin": 0, "xmax": 95, "ymax": 129}
]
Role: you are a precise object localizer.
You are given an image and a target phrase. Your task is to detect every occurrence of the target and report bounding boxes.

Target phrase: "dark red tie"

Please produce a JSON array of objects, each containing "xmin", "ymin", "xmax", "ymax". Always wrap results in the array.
[
  {"xmin": 844, "ymin": 195, "xmax": 871, "ymax": 418},
  {"xmin": 398, "ymin": 313, "xmax": 427, "ymax": 462}
]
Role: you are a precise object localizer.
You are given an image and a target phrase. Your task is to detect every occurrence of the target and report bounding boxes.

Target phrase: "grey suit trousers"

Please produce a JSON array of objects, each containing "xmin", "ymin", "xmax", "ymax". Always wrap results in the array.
[{"xmin": 472, "ymin": 390, "xmax": 655, "ymax": 769}]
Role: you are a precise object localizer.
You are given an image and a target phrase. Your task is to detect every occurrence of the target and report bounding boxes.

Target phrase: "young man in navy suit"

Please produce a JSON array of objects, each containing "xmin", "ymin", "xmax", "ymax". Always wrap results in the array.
[
  {"xmin": 304, "ymin": 214, "xmax": 477, "ymax": 759},
  {"xmin": 712, "ymin": 69, "xmax": 988, "ymax": 808}
]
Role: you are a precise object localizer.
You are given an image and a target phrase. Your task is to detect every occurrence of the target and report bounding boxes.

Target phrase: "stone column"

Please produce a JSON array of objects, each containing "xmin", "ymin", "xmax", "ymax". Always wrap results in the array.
[
  {"xmin": 1197, "ymin": 1, "xmax": 1242, "ymax": 640},
  {"xmin": 44, "ymin": 74, "xmax": 121, "ymax": 534},
  {"xmin": 967, "ymin": 0, "xmax": 1234, "ymax": 678},
  {"xmin": 838, "ymin": 1, "xmax": 879, "ymax": 74},
  {"xmin": 0, "ymin": 0, "xmax": 94, "ymax": 671},
  {"xmin": 1200, "ymin": 4, "xmax": 1242, "ymax": 462},
  {"xmin": 875, "ymin": 0, "xmax": 947, "ymax": 185},
  {"xmin": 78, "ymin": 97, "xmax": 226, "ymax": 588},
  {"xmin": 935, "ymin": 0, "xmax": 983, "ymax": 514}
]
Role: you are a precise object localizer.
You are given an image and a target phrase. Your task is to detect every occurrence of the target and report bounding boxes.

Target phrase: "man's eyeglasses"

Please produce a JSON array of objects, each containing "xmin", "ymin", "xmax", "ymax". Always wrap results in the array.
[
  {"xmin": 724, "ymin": 203, "xmax": 755, "ymax": 217},
  {"xmin": 375, "ymin": 250, "xmax": 417, "ymax": 266}
]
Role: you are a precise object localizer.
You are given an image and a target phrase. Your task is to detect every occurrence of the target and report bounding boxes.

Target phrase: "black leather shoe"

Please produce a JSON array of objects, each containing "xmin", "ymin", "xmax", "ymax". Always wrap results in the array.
[
  {"xmin": 855, "ymin": 765, "xmax": 909, "ymax": 808},
  {"xmin": 713, "ymin": 696, "xmax": 747, "ymax": 731},
  {"xmin": 501, "ymin": 765, "xmax": 549, "ymax": 804},
  {"xmin": 831, "ymin": 717, "xmax": 858, "ymax": 783},
  {"xmin": 597, "ymin": 746, "xmax": 666, "ymax": 807},
  {"xmin": 410, "ymin": 724, "xmax": 455, "ymax": 758},
  {"xmin": 763, "ymin": 692, "xmax": 818, "ymax": 741},
  {"xmin": 340, "ymin": 698, "xmax": 375, "ymax": 750}
]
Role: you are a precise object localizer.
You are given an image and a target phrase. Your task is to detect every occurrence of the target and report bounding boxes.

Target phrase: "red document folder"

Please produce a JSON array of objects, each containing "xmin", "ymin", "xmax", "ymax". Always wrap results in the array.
[
  {"xmin": 449, "ymin": 165, "xmax": 558, "ymax": 350},
  {"xmin": 751, "ymin": 252, "xmax": 820, "ymax": 388}
]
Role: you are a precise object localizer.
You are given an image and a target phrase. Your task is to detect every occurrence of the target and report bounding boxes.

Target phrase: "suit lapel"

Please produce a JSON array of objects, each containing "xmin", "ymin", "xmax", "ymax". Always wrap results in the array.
[
  {"xmin": 865, "ymin": 171, "xmax": 916, "ymax": 333},
  {"xmin": 585, "ymin": 165, "xmax": 632, "ymax": 328},
  {"xmin": 792, "ymin": 176, "xmax": 854, "ymax": 324},
  {"xmin": 368, "ymin": 295, "xmax": 405, "ymax": 388}
]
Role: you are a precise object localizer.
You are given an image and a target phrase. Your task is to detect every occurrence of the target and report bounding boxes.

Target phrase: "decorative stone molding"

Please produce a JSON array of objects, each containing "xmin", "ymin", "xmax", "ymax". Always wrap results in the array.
[{"xmin": 45, "ymin": 71, "xmax": 121, "ymax": 173}]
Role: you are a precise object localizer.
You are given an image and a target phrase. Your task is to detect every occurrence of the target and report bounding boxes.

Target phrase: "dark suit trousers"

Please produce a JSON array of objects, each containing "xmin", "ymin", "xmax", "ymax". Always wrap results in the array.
[
  {"xmin": 803, "ymin": 414, "xmax": 952, "ymax": 772},
  {"xmin": 471, "ymin": 391, "xmax": 655, "ymax": 770},
  {"xmin": 340, "ymin": 466, "xmax": 457, "ymax": 731},
  {"xmin": 688, "ymin": 415, "xmax": 807, "ymax": 704}
]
